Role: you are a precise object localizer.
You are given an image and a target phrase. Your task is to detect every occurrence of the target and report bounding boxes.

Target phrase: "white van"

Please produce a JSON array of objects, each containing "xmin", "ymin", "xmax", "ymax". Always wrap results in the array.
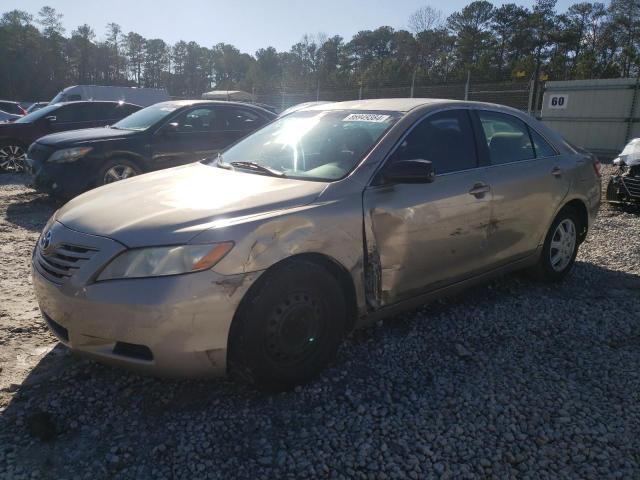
[{"xmin": 50, "ymin": 85, "xmax": 170, "ymax": 107}]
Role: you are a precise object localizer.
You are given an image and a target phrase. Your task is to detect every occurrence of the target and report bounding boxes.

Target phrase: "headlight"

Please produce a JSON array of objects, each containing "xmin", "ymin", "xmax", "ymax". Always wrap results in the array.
[
  {"xmin": 48, "ymin": 146, "xmax": 93, "ymax": 163},
  {"xmin": 97, "ymin": 242, "xmax": 234, "ymax": 281}
]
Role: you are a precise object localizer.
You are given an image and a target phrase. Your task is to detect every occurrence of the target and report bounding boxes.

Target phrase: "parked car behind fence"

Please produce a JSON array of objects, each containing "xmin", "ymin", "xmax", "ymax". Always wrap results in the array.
[
  {"xmin": 50, "ymin": 85, "xmax": 170, "ymax": 107},
  {"xmin": 0, "ymin": 100, "xmax": 26, "ymax": 116}
]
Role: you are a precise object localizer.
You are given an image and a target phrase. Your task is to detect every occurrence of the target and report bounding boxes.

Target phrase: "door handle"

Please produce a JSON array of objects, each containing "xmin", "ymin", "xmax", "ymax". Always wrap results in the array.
[
  {"xmin": 468, "ymin": 183, "xmax": 491, "ymax": 198},
  {"xmin": 551, "ymin": 166, "xmax": 563, "ymax": 177}
]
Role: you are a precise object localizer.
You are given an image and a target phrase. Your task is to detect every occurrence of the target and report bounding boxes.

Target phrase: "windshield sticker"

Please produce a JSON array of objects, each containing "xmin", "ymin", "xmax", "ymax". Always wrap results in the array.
[{"xmin": 343, "ymin": 113, "xmax": 391, "ymax": 123}]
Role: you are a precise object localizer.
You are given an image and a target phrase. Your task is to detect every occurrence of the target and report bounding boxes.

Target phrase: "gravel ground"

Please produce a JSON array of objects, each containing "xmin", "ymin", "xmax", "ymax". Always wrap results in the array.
[{"xmin": 0, "ymin": 166, "xmax": 639, "ymax": 479}]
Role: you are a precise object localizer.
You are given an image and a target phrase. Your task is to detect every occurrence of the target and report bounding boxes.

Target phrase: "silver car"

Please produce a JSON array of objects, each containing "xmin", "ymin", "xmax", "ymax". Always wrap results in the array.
[{"xmin": 32, "ymin": 99, "xmax": 601, "ymax": 389}]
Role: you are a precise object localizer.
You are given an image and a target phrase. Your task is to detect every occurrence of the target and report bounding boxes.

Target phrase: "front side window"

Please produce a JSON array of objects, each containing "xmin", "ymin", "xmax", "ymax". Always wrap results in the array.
[
  {"xmin": 390, "ymin": 109, "xmax": 477, "ymax": 174},
  {"xmin": 213, "ymin": 110, "xmax": 398, "ymax": 181},
  {"xmin": 221, "ymin": 108, "xmax": 264, "ymax": 131},
  {"xmin": 478, "ymin": 111, "xmax": 535, "ymax": 165},
  {"xmin": 172, "ymin": 107, "xmax": 219, "ymax": 132},
  {"xmin": 53, "ymin": 104, "xmax": 84, "ymax": 122}
]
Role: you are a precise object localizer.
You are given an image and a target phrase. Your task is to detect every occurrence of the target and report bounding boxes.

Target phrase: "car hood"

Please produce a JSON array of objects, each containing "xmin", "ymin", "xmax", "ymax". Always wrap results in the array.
[
  {"xmin": 56, "ymin": 163, "xmax": 328, "ymax": 247},
  {"xmin": 37, "ymin": 127, "xmax": 138, "ymax": 147}
]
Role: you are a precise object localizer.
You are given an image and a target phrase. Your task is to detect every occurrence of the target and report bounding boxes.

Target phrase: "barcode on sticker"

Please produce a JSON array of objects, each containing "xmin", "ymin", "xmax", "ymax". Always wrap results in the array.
[{"xmin": 343, "ymin": 113, "xmax": 390, "ymax": 123}]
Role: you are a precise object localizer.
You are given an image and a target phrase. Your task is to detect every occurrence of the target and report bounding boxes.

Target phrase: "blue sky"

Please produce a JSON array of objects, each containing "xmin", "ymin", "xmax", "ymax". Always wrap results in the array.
[{"xmin": 6, "ymin": 0, "xmax": 583, "ymax": 54}]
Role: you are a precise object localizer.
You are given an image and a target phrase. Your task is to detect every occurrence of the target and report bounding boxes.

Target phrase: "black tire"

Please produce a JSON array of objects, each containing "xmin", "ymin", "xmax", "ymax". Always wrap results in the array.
[
  {"xmin": 97, "ymin": 158, "xmax": 142, "ymax": 186},
  {"xmin": 532, "ymin": 207, "xmax": 581, "ymax": 282},
  {"xmin": 0, "ymin": 142, "xmax": 27, "ymax": 173},
  {"xmin": 228, "ymin": 259, "xmax": 345, "ymax": 391}
]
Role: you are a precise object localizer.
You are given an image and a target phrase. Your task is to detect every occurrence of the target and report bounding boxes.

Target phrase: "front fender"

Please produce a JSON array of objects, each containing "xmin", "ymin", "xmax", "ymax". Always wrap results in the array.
[{"xmin": 189, "ymin": 194, "xmax": 368, "ymax": 314}]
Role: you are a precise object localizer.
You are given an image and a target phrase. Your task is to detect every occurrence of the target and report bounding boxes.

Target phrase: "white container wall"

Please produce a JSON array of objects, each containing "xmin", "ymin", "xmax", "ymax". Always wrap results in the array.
[{"xmin": 540, "ymin": 78, "xmax": 640, "ymax": 157}]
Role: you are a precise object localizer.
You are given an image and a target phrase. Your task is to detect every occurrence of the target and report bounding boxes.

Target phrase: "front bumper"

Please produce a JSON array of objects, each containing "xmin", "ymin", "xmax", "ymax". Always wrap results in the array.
[
  {"xmin": 32, "ymin": 222, "xmax": 261, "ymax": 377},
  {"xmin": 26, "ymin": 145, "xmax": 97, "ymax": 199},
  {"xmin": 607, "ymin": 175, "xmax": 640, "ymax": 204}
]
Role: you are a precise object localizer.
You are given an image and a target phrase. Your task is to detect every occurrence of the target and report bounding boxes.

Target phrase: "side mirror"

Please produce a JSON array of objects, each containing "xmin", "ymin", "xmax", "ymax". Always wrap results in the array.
[
  {"xmin": 381, "ymin": 159, "xmax": 435, "ymax": 184},
  {"xmin": 159, "ymin": 122, "xmax": 179, "ymax": 134}
]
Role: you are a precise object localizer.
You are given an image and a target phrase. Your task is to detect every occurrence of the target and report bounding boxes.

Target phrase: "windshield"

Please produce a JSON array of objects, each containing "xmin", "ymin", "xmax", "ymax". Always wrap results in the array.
[
  {"xmin": 15, "ymin": 104, "xmax": 60, "ymax": 124},
  {"xmin": 214, "ymin": 110, "xmax": 398, "ymax": 181},
  {"xmin": 112, "ymin": 103, "xmax": 179, "ymax": 131}
]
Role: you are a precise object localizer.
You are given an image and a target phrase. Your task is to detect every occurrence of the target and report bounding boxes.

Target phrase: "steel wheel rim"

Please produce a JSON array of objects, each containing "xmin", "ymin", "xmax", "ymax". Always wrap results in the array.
[
  {"xmin": 265, "ymin": 292, "xmax": 325, "ymax": 366},
  {"xmin": 104, "ymin": 165, "xmax": 136, "ymax": 184},
  {"xmin": 0, "ymin": 145, "xmax": 26, "ymax": 172},
  {"xmin": 549, "ymin": 218, "xmax": 576, "ymax": 272}
]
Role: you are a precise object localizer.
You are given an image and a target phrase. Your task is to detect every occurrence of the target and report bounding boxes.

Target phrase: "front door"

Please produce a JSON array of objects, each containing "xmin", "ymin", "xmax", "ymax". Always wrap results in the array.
[
  {"xmin": 363, "ymin": 109, "xmax": 492, "ymax": 307},
  {"xmin": 151, "ymin": 106, "xmax": 227, "ymax": 169},
  {"xmin": 47, "ymin": 103, "xmax": 108, "ymax": 134}
]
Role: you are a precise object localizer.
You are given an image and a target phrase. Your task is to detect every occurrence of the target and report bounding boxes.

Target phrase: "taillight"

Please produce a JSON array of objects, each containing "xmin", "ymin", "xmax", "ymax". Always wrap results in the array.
[{"xmin": 593, "ymin": 158, "xmax": 602, "ymax": 178}]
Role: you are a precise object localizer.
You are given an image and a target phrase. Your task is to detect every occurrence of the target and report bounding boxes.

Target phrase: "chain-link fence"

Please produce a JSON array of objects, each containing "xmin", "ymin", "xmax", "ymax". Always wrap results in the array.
[{"xmin": 252, "ymin": 80, "xmax": 534, "ymax": 113}]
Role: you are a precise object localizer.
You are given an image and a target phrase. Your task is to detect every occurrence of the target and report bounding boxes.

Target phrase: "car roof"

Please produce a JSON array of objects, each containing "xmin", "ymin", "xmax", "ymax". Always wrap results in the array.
[
  {"xmin": 301, "ymin": 98, "xmax": 522, "ymax": 114},
  {"xmin": 50, "ymin": 100, "xmax": 140, "ymax": 107},
  {"xmin": 158, "ymin": 99, "xmax": 269, "ymax": 108},
  {"xmin": 154, "ymin": 99, "xmax": 276, "ymax": 116}
]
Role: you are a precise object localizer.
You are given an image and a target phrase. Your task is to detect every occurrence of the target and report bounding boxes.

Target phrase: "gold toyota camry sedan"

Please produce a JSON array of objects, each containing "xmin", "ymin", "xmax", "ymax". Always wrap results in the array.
[{"xmin": 32, "ymin": 99, "xmax": 601, "ymax": 389}]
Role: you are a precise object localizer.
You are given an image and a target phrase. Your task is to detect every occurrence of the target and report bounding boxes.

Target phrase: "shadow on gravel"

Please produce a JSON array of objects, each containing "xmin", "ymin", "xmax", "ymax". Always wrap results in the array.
[
  {"xmin": 0, "ymin": 173, "xmax": 33, "ymax": 187},
  {"xmin": 4, "ymin": 193, "xmax": 58, "ymax": 232},
  {"xmin": 1, "ymin": 262, "xmax": 639, "ymax": 477},
  {"xmin": 606, "ymin": 202, "xmax": 640, "ymax": 216}
]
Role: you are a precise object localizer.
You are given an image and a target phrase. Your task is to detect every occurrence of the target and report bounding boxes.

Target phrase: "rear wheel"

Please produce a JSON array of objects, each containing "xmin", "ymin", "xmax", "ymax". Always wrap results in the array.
[
  {"xmin": 98, "ymin": 159, "xmax": 141, "ymax": 185},
  {"xmin": 0, "ymin": 144, "xmax": 26, "ymax": 172},
  {"xmin": 228, "ymin": 259, "xmax": 345, "ymax": 390},
  {"xmin": 532, "ymin": 207, "xmax": 581, "ymax": 282}
]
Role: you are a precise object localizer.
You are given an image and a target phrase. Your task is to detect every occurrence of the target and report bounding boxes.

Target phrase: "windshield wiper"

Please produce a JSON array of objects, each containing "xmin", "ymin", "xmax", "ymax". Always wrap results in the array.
[{"xmin": 228, "ymin": 161, "xmax": 286, "ymax": 177}]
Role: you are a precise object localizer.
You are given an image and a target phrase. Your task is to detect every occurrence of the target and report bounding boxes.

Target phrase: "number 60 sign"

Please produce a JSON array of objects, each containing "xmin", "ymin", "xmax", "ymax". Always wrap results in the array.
[{"xmin": 548, "ymin": 94, "xmax": 568, "ymax": 109}]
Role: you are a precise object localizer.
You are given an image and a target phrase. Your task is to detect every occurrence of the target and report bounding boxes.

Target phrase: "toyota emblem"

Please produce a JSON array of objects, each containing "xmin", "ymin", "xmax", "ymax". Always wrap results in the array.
[{"xmin": 40, "ymin": 230, "xmax": 52, "ymax": 250}]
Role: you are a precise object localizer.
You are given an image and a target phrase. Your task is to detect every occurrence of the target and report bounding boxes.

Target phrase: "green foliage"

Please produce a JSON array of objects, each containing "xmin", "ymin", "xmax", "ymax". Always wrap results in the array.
[{"xmin": 0, "ymin": 2, "xmax": 639, "ymax": 101}]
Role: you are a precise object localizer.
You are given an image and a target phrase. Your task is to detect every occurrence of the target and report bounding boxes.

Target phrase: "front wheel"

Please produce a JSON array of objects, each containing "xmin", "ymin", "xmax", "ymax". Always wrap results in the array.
[
  {"xmin": 228, "ymin": 259, "xmax": 345, "ymax": 391},
  {"xmin": 0, "ymin": 144, "xmax": 27, "ymax": 172},
  {"xmin": 98, "ymin": 159, "xmax": 141, "ymax": 186},
  {"xmin": 532, "ymin": 208, "xmax": 581, "ymax": 282}
]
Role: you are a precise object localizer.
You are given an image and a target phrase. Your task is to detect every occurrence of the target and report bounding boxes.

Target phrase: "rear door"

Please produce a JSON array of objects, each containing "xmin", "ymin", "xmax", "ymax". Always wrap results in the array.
[
  {"xmin": 473, "ymin": 109, "xmax": 570, "ymax": 265},
  {"xmin": 363, "ymin": 109, "xmax": 492, "ymax": 306}
]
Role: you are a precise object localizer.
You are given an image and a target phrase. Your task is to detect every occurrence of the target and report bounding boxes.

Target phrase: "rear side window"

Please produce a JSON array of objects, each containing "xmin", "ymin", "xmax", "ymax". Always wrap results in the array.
[
  {"xmin": 98, "ymin": 103, "xmax": 139, "ymax": 120},
  {"xmin": 529, "ymin": 128, "xmax": 557, "ymax": 158},
  {"xmin": 391, "ymin": 109, "xmax": 477, "ymax": 174},
  {"xmin": 220, "ymin": 108, "xmax": 266, "ymax": 131},
  {"xmin": 478, "ymin": 111, "xmax": 535, "ymax": 165}
]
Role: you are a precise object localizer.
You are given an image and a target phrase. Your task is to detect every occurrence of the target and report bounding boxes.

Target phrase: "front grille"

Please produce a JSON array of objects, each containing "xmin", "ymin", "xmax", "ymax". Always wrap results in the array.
[
  {"xmin": 36, "ymin": 243, "xmax": 98, "ymax": 283},
  {"xmin": 621, "ymin": 176, "xmax": 640, "ymax": 199}
]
